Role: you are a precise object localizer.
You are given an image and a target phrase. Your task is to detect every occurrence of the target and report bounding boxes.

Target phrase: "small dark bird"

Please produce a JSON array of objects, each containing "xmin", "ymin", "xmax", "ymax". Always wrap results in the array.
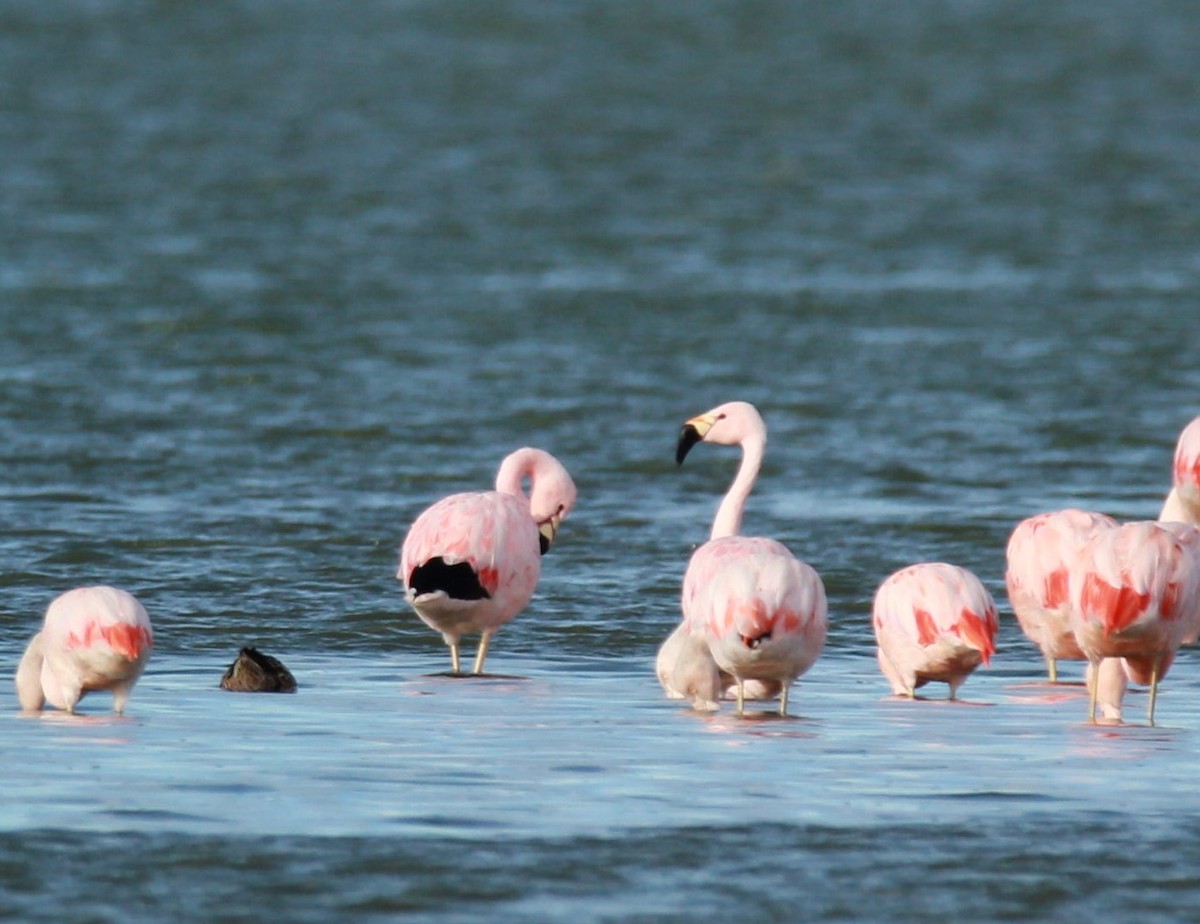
[{"xmin": 219, "ymin": 647, "xmax": 297, "ymax": 693}]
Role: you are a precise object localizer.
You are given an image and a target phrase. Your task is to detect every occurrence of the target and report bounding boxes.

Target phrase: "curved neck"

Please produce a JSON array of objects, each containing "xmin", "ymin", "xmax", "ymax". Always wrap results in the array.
[
  {"xmin": 15, "ymin": 633, "xmax": 46, "ymax": 712},
  {"xmin": 495, "ymin": 448, "xmax": 539, "ymax": 503},
  {"xmin": 710, "ymin": 433, "xmax": 764, "ymax": 540}
]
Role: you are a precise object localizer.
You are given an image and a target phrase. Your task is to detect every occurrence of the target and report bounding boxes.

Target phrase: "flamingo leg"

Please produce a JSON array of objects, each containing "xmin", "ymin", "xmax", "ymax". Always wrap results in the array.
[
  {"xmin": 449, "ymin": 642, "xmax": 461, "ymax": 675},
  {"xmin": 1147, "ymin": 661, "xmax": 1160, "ymax": 727},
  {"xmin": 1047, "ymin": 657, "xmax": 1058, "ymax": 684},
  {"xmin": 472, "ymin": 630, "xmax": 492, "ymax": 675},
  {"xmin": 1087, "ymin": 661, "xmax": 1099, "ymax": 723},
  {"xmin": 735, "ymin": 680, "xmax": 746, "ymax": 717},
  {"xmin": 779, "ymin": 683, "xmax": 790, "ymax": 717}
]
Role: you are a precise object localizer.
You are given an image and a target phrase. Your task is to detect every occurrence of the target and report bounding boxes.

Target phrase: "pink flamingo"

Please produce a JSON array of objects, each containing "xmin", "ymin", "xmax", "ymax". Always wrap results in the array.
[
  {"xmin": 1005, "ymin": 509, "xmax": 1118, "ymax": 682},
  {"xmin": 1159, "ymin": 416, "xmax": 1200, "ymax": 525},
  {"xmin": 15, "ymin": 585, "xmax": 154, "ymax": 715},
  {"xmin": 398, "ymin": 447, "xmax": 576, "ymax": 675},
  {"xmin": 655, "ymin": 621, "xmax": 722, "ymax": 710},
  {"xmin": 1068, "ymin": 520, "xmax": 1200, "ymax": 725},
  {"xmin": 872, "ymin": 562, "xmax": 998, "ymax": 700},
  {"xmin": 675, "ymin": 401, "xmax": 827, "ymax": 716}
]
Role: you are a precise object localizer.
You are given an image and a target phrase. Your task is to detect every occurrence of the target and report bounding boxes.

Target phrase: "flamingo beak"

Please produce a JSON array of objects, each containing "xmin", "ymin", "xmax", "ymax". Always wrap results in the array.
[
  {"xmin": 676, "ymin": 413, "xmax": 716, "ymax": 465},
  {"xmin": 538, "ymin": 515, "xmax": 561, "ymax": 555}
]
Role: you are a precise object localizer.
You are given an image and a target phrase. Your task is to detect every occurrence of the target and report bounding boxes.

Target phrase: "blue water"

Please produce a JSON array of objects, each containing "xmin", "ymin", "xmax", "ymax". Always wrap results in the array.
[{"xmin": 3, "ymin": 0, "xmax": 1200, "ymax": 920}]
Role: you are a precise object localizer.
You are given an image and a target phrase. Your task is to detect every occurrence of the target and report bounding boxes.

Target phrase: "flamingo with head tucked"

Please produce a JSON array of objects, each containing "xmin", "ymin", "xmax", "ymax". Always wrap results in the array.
[
  {"xmin": 655, "ymin": 620, "xmax": 722, "ymax": 710},
  {"xmin": 399, "ymin": 447, "xmax": 576, "ymax": 675},
  {"xmin": 1005, "ymin": 509, "xmax": 1118, "ymax": 682},
  {"xmin": 656, "ymin": 619, "xmax": 784, "ymax": 710},
  {"xmin": 1068, "ymin": 520, "xmax": 1200, "ymax": 725},
  {"xmin": 872, "ymin": 562, "xmax": 998, "ymax": 700},
  {"xmin": 15, "ymin": 585, "xmax": 154, "ymax": 715},
  {"xmin": 1159, "ymin": 416, "xmax": 1200, "ymax": 525},
  {"xmin": 674, "ymin": 401, "xmax": 827, "ymax": 716}
]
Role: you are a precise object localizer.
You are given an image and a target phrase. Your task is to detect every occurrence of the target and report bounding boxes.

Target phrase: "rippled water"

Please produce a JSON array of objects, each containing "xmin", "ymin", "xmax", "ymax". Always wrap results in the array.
[{"xmin": 3, "ymin": 0, "xmax": 1200, "ymax": 920}]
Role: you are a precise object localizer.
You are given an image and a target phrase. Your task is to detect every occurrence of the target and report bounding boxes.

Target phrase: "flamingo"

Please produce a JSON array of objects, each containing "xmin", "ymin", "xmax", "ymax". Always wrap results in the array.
[
  {"xmin": 1068, "ymin": 520, "xmax": 1200, "ymax": 725},
  {"xmin": 1005, "ymin": 509, "xmax": 1118, "ymax": 682},
  {"xmin": 675, "ymin": 401, "xmax": 827, "ymax": 716},
  {"xmin": 872, "ymin": 562, "xmax": 998, "ymax": 700},
  {"xmin": 14, "ymin": 585, "xmax": 154, "ymax": 715},
  {"xmin": 1071, "ymin": 523, "xmax": 1200, "ymax": 723},
  {"xmin": 1159, "ymin": 416, "xmax": 1200, "ymax": 525},
  {"xmin": 655, "ymin": 621, "xmax": 722, "ymax": 710},
  {"xmin": 398, "ymin": 447, "xmax": 576, "ymax": 675}
]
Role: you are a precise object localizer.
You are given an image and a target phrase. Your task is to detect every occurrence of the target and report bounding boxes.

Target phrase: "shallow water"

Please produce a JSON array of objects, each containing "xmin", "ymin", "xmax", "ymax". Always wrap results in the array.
[{"xmin": 3, "ymin": 0, "xmax": 1200, "ymax": 920}]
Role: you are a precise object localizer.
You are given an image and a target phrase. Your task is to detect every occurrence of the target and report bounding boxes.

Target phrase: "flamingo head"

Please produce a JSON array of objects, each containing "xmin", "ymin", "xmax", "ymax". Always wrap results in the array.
[
  {"xmin": 676, "ymin": 401, "xmax": 763, "ymax": 464},
  {"xmin": 530, "ymin": 468, "xmax": 577, "ymax": 555}
]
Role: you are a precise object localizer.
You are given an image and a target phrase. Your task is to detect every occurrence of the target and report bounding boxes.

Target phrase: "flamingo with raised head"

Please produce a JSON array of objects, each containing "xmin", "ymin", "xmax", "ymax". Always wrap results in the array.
[
  {"xmin": 1159, "ymin": 416, "xmax": 1200, "ymax": 525},
  {"xmin": 674, "ymin": 401, "xmax": 827, "ymax": 717},
  {"xmin": 1068, "ymin": 520, "xmax": 1200, "ymax": 725},
  {"xmin": 872, "ymin": 562, "xmax": 998, "ymax": 700},
  {"xmin": 15, "ymin": 585, "xmax": 154, "ymax": 715},
  {"xmin": 399, "ymin": 447, "xmax": 576, "ymax": 675},
  {"xmin": 1005, "ymin": 509, "xmax": 1118, "ymax": 682}
]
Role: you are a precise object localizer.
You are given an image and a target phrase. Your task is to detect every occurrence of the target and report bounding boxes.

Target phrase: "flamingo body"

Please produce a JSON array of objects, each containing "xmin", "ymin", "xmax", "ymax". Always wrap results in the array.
[
  {"xmin": 872, "ymin": 562, "xmax": 998, "ymax": 699},
  {"xmin": 1160, "ymin": 416, "xmax": 1200, "ymax": 525},
  {"xmin": 1005, "ymin": 508, "xmax": 1117, "ymax": 681},
  {"xmin": 15, "ymin": 585, "xmax": 153, "ymax": 715},
  {"xmin": 672, "ymin": 401, "xmax": 827, "ymax": 715},
  {"xmin": 1068, "ymin": 520, "xmax": 1200, "ymax": 723},
  {"xmin": 399, "ymin": 447, "xmax": 576, "ymax": 674},
  {"xmin": 1157, "ymin": 521, "xmax": 1200, "ymax": 643},
  {"xmin": 683, "ymin": 536, "xmax": 827, "ymax": 708}
]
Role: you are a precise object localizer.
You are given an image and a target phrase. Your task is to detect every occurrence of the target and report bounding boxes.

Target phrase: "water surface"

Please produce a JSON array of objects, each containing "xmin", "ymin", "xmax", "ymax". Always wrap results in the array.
[{"xmin": 2, "ymin": 1, "xmax": 1200, "ymax": 920}]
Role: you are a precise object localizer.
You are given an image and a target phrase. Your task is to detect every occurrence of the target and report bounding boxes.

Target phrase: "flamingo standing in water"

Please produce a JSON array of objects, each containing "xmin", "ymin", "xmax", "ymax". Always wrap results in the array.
[
  {"xmin": 1159, "ymin": 416, "xmax": 1200, "ymax": 525},
  {"xmin": 1068, "ymin": 520, "xmax": 1200, "ymax": 725},
  {"xmin": 15, "ymin": 585, "xmax": 154, "ymax": 715},
  {"xmin": 655, "ymin": 621, "xmax": 722, "ymax": 710},
  {"xmin": 674, "ymin": 401, "xmax": 827, "ymax": 716},
  {"xmin": 1005, "ymin": 509, "xmax": 1118, "ymax": 682},
  {"xmin": 399, "ymin": 447, "xmax": 576, "ymax": 675},
  {"xmin": 872, "ymin": 562, "xmax": 998, "ymax": 700},
  {"xmin": 1080, "ymin": 522, "xmax": 1200, "ymax": 724}
]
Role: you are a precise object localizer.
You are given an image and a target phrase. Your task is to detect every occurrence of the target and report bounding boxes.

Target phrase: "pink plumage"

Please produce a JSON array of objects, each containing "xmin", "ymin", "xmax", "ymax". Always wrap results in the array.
[
  {"xmin": 1004, "ymin": 508, "xmax": 1117, "ymax": 681},
  {"xmin": 1159, "ymin": 416, "xmax": 1200, "ymax": 525},
  {"xmin": 15, "ymin": 585, "xmax": 154, "ymax": 715},
  {"xmin": 668, "ymin": 401, "xmax": 827, "ymax": 716},
  {"xmin": 872, "ymin": 562, "xmax": 998, "ymax": 700},
  {"xmin": 398, "ymin": 447, "xmax": 576, "ymax": 675},
  {"xmin": 1068, "ymin": 520, "xmax": 1200, "ymax": 724}
]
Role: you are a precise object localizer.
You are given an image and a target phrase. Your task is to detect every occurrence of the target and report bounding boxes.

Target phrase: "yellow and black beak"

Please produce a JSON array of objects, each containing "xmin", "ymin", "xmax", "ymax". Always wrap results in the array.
[
  {"xmin": 538, "ymin": 515, "xmax": 561, "ymax": 555},
  {"xmin": 676, "ymin": 412, "xmax": 717, "ymax": 465}
]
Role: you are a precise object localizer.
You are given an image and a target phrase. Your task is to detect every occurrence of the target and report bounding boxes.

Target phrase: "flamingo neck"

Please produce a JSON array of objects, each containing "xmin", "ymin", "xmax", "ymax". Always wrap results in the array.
[
  {"xmin": 15, "ymin": 633, "xmax": 46, "ymax": 712},
  {"xmin": 710, "ymin": 434, "xmax": 764, "ymax": 540},
  {"xmin": 495, "ymin": 448, "xmax": 539, "ymax": 504}
]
